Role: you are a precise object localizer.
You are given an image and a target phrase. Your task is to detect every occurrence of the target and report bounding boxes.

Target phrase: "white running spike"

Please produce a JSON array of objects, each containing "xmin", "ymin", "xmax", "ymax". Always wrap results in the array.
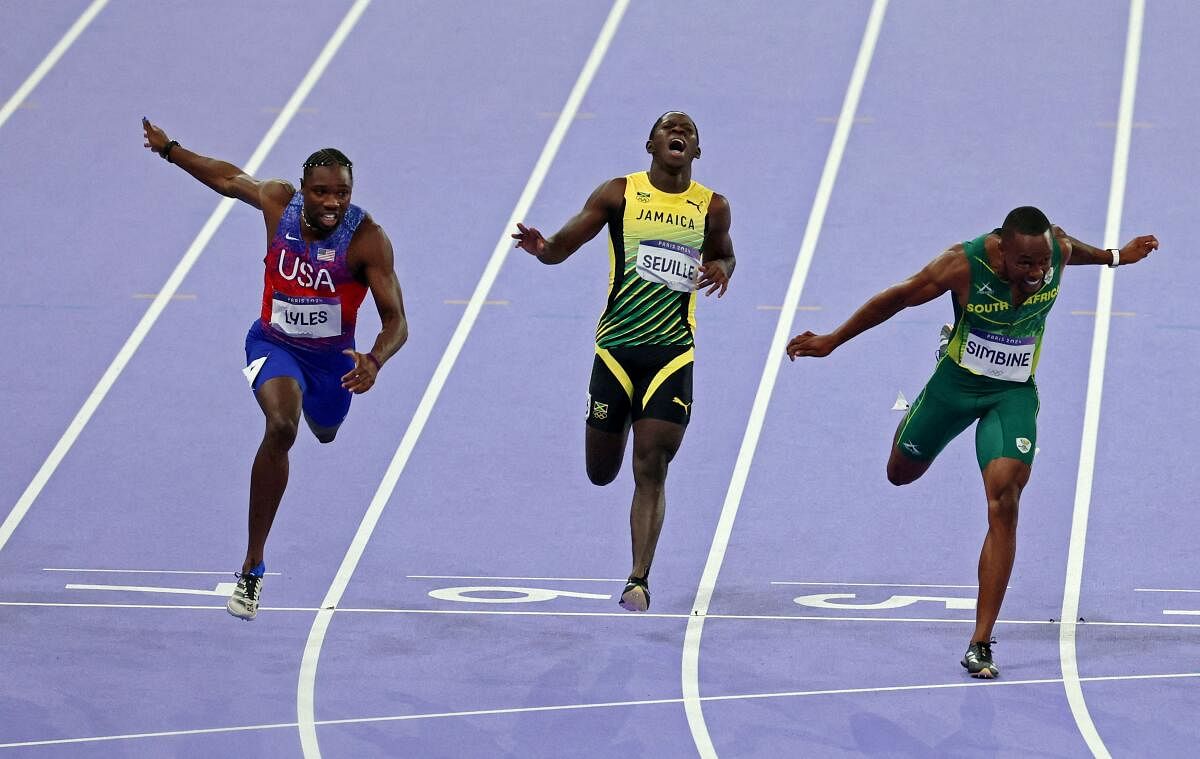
[{"xmin": 892, "ymin": 391, "xmax": 910, "ymax": 411}]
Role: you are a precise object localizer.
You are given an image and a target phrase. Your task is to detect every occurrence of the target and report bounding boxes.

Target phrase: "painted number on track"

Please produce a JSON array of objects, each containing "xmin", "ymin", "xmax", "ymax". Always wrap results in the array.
[
  {"xmin": 793, "ymin": 592, "xmax": 976, "ymax": 611},
  {"xmin": 428, "ymin": 586, "xmax": 613, "ymax": 604}
]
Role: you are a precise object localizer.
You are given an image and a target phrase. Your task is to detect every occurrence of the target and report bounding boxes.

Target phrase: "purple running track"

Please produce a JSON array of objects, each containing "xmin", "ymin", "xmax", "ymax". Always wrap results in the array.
[{"xmin": 1, "ymin": 1, "xmax": 1197, "ymax": 757}]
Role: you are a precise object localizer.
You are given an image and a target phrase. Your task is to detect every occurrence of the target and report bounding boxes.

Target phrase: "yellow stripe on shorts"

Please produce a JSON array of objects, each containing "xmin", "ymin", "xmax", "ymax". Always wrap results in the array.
[
  {"xmin": 595, "ymin": 347, "xmax": 634, "ymax": 401},
  {"xmin": 642, "ymin": 348, "xmax": 694, "ymax": 410}
]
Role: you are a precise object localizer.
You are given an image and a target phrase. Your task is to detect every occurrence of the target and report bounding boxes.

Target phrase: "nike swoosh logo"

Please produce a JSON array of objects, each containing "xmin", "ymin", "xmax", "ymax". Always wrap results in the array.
[{"xmin": 285, "ymin": 233, "xmax": 301, "ymax": 241}]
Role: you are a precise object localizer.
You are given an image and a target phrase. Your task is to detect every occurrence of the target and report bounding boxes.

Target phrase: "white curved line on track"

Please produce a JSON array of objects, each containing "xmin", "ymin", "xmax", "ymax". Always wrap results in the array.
[
  {"xmin": 680, "ymin": 2, "xmax": 889, "ymax": 756},
  {"xmin": 1060, "ymin": 2, "xmax": 1145, "ymax": 756},
  {"xmin": 7, "ymin": 670, "xmax": 1197, "ymax": 750},
  {"xmin": 294, "ymin": 2, "xmax": 631, "ymax": 756}
]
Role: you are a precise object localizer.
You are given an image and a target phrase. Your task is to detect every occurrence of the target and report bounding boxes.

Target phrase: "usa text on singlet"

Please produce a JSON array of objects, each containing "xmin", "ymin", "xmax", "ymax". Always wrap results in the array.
[{"xmin": 258, "ymin": 192, "xmax": 369, "ymax": 352}]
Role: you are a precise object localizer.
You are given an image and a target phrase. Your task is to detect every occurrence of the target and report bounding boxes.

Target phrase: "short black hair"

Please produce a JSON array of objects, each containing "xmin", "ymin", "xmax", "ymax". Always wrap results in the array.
[
  {"xmin": 1001, "ymin": 206, "xmax": 1050, "ymax": 238},
  {"xmin": 648, "ymin": 111, "xmax": 699, "ymax": 141},
  {"xmin": 302, "ymin": 148, "xmax": 353, "ymax": 181}
]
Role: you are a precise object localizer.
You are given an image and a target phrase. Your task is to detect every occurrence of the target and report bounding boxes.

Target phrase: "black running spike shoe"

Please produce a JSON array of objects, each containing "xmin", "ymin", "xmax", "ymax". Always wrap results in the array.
[
  {"xmin": 619, "ymin": 576, "xmax": 650, "ymax": 612},
  {"xmin": 961, "ymin": 639, "xmax": 999, "ymax": 678}
]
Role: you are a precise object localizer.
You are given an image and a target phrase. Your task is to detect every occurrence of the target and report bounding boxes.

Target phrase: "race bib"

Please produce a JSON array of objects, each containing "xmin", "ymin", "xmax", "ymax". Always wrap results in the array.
[
  {"xmin": 270, "ymin": 294, "xmax": 341, "ymax": 338},
  {"xmin": 960, "ymin": 329, "xmax": 1036, "ymax": 382},
  {"xmin": 635, "ymin": 239, "xmax": 700, "ymax": 293}
]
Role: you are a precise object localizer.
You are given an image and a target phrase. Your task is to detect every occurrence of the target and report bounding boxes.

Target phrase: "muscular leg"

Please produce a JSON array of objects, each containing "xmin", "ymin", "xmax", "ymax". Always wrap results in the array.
[
  {"xmin": 971, "ymin": 456, "xmax": 1029, "ymax": 643},
  {"xmin": 304, "ymin": 412, "xmax": 339, "ymax": 444},
  {"xmin": 586, "ymin": 422, "xmax": 630, "ymax": 486},
  {"xmin": 242, "ymin": 377, "xmax": 303, "ymax": 573},
  {"xmin": 886, "ymin": 418, "xmax": 933, "ymax": 485},
  {"xmin": 628, "ymin": 418, "xmax": 685, "ymax": 579}
]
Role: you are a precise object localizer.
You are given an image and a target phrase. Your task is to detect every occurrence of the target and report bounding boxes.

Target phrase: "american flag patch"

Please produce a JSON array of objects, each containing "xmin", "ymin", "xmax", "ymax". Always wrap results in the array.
[{"xmin": 316, "ymin": 248, "xmax": 336, "ymax": 262}]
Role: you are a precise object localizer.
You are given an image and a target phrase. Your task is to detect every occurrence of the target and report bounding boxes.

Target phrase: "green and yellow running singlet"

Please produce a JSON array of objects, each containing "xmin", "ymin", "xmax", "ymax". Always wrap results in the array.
[
  {"xmin": 943, "ymin": 232, "xmax": 1063, "ymax": 382},
  {"xmin": 595, "ymin": 171, "xmax": 714, "ymax": 348}
]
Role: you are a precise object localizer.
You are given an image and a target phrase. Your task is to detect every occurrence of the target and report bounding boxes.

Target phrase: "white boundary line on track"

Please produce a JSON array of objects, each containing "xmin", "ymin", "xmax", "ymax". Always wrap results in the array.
[
  {"xmin": 0, "ymin": 0, "xmax": 373, "ymax": 555},
  {"xmin": 0, "ymin": 0, "xmax": 109, "ymax": 130},
  {"xmin": 681, "ymin": 2, "xmax": 889, "ymax": 756},
  {"xmin": 1060, "ymin": 2, "xmax": 1145, "ymax": 757},
  {"xmin": 1135, "ymin": 588, "xmax": 1200, "ymax": 593},
  {"xmin": 406, "ymin": 575, "xmax": 624, "ymax": 582},
  {"xmin": 63, "ymin": 583, "xmax": 231, "ymax": 596},
  {"xmin": 770, "ymin": 581, "xmax": 989, "ymax": 588},
  {"xmin": 294, "ymin": 2, "xmax": 631, "ymax": 756},
  {"xmin": 6, "ymin": 670, "xmax": 1196, "ymax": 750},
  {"xmin": 7, "ymin": 601, "xmax": 1200, "ymax": 629},
  {"xmin": 43, "ymin": 568, "xmax": 282, "ymax": 575}
]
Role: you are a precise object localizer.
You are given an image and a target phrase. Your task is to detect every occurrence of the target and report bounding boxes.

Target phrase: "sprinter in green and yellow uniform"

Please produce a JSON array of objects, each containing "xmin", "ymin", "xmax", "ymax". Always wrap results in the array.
[
  {"xmin": 513, "ymin": 112, "xmax": 735, "ymax": 612},
  {"xmin": 786, "ymin": 206, "xmax": 1158, "ymax": 678}
]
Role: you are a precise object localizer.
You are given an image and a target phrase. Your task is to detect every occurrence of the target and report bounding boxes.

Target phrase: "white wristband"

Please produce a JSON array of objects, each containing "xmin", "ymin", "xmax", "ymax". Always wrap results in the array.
[{"xmin": 1107, "ymin": 248, "xmax": 1120, "ymax": 268}]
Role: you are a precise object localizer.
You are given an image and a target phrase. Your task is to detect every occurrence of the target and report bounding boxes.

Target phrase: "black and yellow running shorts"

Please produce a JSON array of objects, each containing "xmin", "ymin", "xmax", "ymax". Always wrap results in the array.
[
  {"xmin": 895, "ymin": 357, "xmax": 1040, "ymax": 470},
  {"xmin": 586, "ymin": 344, "xmax": 694, "ymax": 432}
]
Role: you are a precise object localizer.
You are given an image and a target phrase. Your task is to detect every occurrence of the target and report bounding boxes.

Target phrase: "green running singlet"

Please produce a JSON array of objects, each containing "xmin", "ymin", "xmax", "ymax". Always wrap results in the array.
[{"xmin": 895, "ymin": 231, "xmax": 1062, "ymax": 469}]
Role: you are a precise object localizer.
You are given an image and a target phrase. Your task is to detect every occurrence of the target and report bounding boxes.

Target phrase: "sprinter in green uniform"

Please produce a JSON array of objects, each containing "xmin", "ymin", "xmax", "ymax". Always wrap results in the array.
[
  {"xmin": 513, "ymin": 111, "xmax": 735, "ymax": 611},
  {"xmin": 786, "ymin": 206, "xmax": 1158, "ymax": 677}
]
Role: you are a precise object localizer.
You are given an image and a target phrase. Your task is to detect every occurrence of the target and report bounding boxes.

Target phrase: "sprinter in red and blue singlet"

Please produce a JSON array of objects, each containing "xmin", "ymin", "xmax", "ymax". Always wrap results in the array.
[{"xmin": 142, "ymin": 118, "xmax": 408, "ymax": 621}]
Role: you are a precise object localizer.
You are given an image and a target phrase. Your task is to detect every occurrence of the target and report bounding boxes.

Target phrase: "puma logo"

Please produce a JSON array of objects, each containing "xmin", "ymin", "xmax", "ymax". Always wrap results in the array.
[
  {"xmin": 685, "ymin": 199, "xmax": 704, "ymax": 213},
  {"xmin": 672, "ymin": 397, "xmax": 691, "ymax": 414}
]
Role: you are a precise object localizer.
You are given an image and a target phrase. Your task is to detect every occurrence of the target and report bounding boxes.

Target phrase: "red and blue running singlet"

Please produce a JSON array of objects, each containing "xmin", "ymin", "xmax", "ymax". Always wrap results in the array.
[{"xmin": 258, "ymin": 192, "xmax": 367, "ymax": 352}]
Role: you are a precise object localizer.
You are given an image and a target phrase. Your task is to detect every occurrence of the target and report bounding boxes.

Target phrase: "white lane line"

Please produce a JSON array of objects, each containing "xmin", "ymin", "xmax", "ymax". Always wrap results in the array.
[
  {"xmin": 44, "ymin": 568, "xmax": 282, "ymax": 575},
  {"xmin": 681, "ymin": 2, "xmax": 889, "ymax": 756},
  {"xmin": 0, "ymin": 0, "xmax": 109, "ymax": 130},
  {"xmin": 7, "ymin": 670, "xmax": 1197, "ymax": 750},
  {"xmin": 770, "ymin": 581, "xmax": 993, "ymax": 588},
  {"xmin": 1135, "ymin": 588, "xmax": 1200, "ymax": 593},
  {"xmin": 294, "ymin": 2, "xmax": 630, "ymax": 756},
  {"xmin": 406, "ymin": 575, "xmax": 624, "ymax": 582},
  {"xmin": 63, "ymin": 583, "xmax": 234, "ymax": 597},
  {"xmin": 1163, "ymin": 610, "xmax": 1200, "ymax": 616},
  {"xmin": 1060, "ymin": 3, "xmax": 1145, "ymax": 757},
  {"xmin": 0, "ymin": 0, "xmax": 373, "ymax": 556},
  {"xmin": 6, "ymin": 600, "xmax": 1200, "ymax": 629}
]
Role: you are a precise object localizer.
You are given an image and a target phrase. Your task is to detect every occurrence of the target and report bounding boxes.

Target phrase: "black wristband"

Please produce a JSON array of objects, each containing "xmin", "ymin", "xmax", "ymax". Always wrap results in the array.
[{"xmin": 160, "ymin": 140, "xmax": 179, "ymax": 163}]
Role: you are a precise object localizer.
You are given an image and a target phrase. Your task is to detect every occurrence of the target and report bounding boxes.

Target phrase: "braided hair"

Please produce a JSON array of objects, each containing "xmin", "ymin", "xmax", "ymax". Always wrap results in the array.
[{"xmin": 302, "ymin": 148, "xmax": 353, "ymax": 181}]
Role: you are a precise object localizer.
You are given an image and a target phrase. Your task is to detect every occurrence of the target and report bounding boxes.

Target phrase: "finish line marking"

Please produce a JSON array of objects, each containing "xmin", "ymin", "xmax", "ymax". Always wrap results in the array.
[
  {"xmin": 4, "ymin": 670, "xmax": 1196, "ymax": 750},
  {"xmin": 4, "ymin": 600, "xmax": 1199, "ymax": 629}
]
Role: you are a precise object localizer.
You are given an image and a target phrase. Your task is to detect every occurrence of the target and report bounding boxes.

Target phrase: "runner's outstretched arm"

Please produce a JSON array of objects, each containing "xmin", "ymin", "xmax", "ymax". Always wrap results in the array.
[
  {"xmin": 1053, "ymin": 225, "xmax": 1159, "ymax": 266},
  {"xmin": 786, "ymin": 246, "xmax": 965, "ymax": 360},
  {"xmin": 141, "ymin": 117, "xmax": 285, "ymax": 210},
  {"xmin": 513, "ymin": 178, "xmax": 625, "ymax": 265}
]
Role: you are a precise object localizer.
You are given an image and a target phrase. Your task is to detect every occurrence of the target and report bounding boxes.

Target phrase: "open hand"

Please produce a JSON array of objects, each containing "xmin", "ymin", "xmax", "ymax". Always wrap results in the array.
[
  {"xmin": 141, "ymin": 117, "xmax": 169, "ymax": 155},
  {"xmin": 340, "ymin": 350, "xmax": 380, "ymax": 394},
  {"xmin": 512, "ymin": 223, "xmax": 546, "ymax": 256},
  {"xmin": 697, "ymin": 259, "xmax": 731, "ymax": 297}
]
